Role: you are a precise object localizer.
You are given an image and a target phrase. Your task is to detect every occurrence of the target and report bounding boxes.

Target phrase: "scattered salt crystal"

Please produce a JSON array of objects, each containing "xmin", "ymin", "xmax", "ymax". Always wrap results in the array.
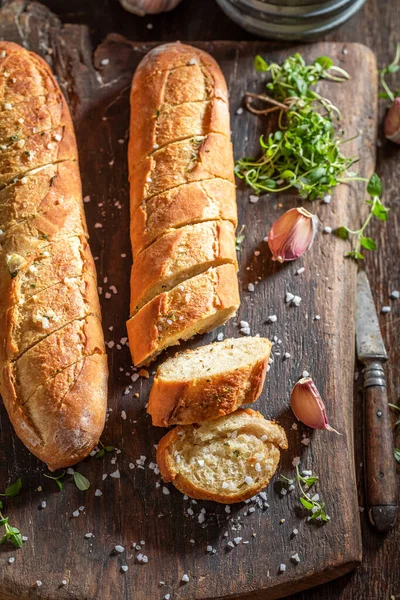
[
  {"xmin": 233, "ymin": 537, "xmax": 242, "ymax": 545},
  {"xmin": 301, "ymin": 438, "xmax": 310, "ymax": 446},
  {"xmin": 390, "ymin": 290, "xmax": 399, "ymax": 300},
  {"xmin": 249, "ymin": 195, "xmax": 259, "ymax": 204},
  {"xmin": 40, "ymin": 501, "xmax": 46, "ymax": 509},
  {"xmin": 279, "ymin": 564, "xmax": 286, "ymax": 573},
  {"xmin": 292, "ymin": 528, "xmax": 299, "ymax": 536},
  {"xmin": 284, "ymin": 352, "xmax": 291, "ymax": 359},
  {"xmin": 162, "ymin": 486, "xmax": 170, "ymax": 495},
  {"xmin": 323, "ymin": 195, "xmax": 331, "ymax": 204},
  {"xmin": 302, "ymin": 370, "xmax": 310, "ymax": 378},
  {"xmin": 267, "ymin": 315, "xmax": 277, "ymax": 323},
  {"xmin": 225, "ymin": 506, "xmax": 231, "ymax": 514},
  {"xmin": 121, "ymin": 410, "xmax": 127, "ymax": 420},
  {"xmin": 381, "ymin": 306, "xmax": 391, "ymax": 314},
  {"xmin": 94, "ymin": 223, "xmax": 102, "ymax": 229},
  {"xmin": 315, "ymin": 315, "xmax": 321, "ymax": 320},
  {"xmin": 248, "ymin": 283, "xmax": 255, "ymax": 292},
  {"xmin": 291, "ymin": 553, "xmax": 300, "ymax": 564},
  {"xmin": 114, "ymin": 545, "xmax": 124, "ymax": 553},
  {"xmin": 72, "ymin": 510, "xmax": 80, "ymax": 518},
  {"xmin": 291, "ymin": 423, "xmax": 298, "ymax": 430},
  {"xmin": 36, "ymin": 581, "xmax": 42, "ymax": 587},
  {"xmin": 227, "ymin": 541, "xmax": 235, "ymax": 549},
  {"xmin": 240, "ymin": 320, "xmax": 249, "ymax": 328},
  {"xmin": 121, "ymin": 565, "xmax": 129, "ymax": 573},
  {"xmin": 217, "ymin": 332, "xmax": 224, "ymax": 341},
  {"xmin": 8, "ymin": 557, "xmax": 15, "ymax": 564},
  {"xmin": 296, "ymin": 267, "xmax": 305, "ymax": 275},
  {"xmin": 292, "ymin": 295, "xmax": 301, "ymax": 306},
  {"xmin": 323, "ymin": 226, "xmax": 332, "ymax": 234},
  {"xmin": 236, "ymin": 107, "xmax": 244, "ymax": 115},
  {"xmin": 95, "ymin": 489, "xmax": 103, "ymax": 497},
  {"xmin": 110, "ymin": 470, "xmax": 120, "ymax": 478},
  {"xmin": 85, "ymin": 533, "xmax": 93, "ymax": 539},
  {"xmin": 255, "ymin": 462, "xmax": 261, "ymax": 472},
  {"xmin": 245, "ymin": 476, "xmax": 253, "ymax": 485},
  {"xmin": 181, "ymin": 574, "xmax": 189, "ymax": 583},
  {"xmin": 101, "ymin": 58, "xmax": 110, "ymax": 65}
]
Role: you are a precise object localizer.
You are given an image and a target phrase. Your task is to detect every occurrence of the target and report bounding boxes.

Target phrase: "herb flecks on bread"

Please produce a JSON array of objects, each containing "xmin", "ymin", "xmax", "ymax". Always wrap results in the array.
[{"xmin": 157, "ymin": 409, "xmax": 288, "ymax": 503}]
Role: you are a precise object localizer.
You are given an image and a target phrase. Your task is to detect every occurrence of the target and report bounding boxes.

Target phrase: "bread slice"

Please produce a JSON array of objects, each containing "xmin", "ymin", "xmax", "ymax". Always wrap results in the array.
[
  {"xmin": 126, "ymin": 263, "xmax": 240, "ymax": 366},
  {"xmin": 157, "ymin": 408, "xmax": 288, "ymax": 503},
  {"xmin": 130, "ymin": 220, "xmax": 237, "ymax": 315},
  {"xmin": 130, "ymin": 179, "xmax": 237, "ymax": 258},
  {"xmin": 148, "ymin": 337, "xmax": 272, "ymax": 426}
]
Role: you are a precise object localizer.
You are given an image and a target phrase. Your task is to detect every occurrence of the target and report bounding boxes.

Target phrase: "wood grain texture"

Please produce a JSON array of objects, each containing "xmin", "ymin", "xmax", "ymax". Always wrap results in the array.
[{"xmin": 0, "ymin": 2, "xmax": 390, "ymax": 600}]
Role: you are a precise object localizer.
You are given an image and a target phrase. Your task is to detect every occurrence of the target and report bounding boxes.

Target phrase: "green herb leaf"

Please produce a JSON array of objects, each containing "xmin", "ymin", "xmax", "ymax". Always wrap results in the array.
[
  {"xmin": 304, "ymin": 476, "xmax": 319, "ymax": 487},
  {"xmin": 73, "ymin": 472, "xmax": 90, "ymax": 491},
  {"xmin": 394, "ymin": 448, "xmax": 400, "ymax": 463},
  {"xmin": 333, "ymin": 226, "xmax": 350, "ymax": 240},
  {"xmin": 44, "ymin": 471, "xmax": 65, "ymax": 492},
  {"xmin": 7, "ymin": 526, "xmax": 22, "ymax": 548},
  {"xmin": 254, "ymin": 55, "xmax": 269, "ymax": 72},
  {"xmin": 360, "ymin": 236, "xmax": 377, "ymax": 250},
  {"xmin": 346, "ymin": 250, "xmax": 365, "ymax": 260},
  {"xmin": 0, "ymin": 518, "xmax": 9, "ymax": 526},
  {"xmin": 4, "ymin": 479, "xmax": 22, "ymax": 498},
  {"xmin": 300, "ymin": 497, "xmax": 313, "ymax": 510},
  {"xmin": 314, "ymin": 56, "xmax": 334, "ymax": 70},
  {"xmin": 367, "ymin": 173, "xmax": 383, "ymax": 197},
  {"xmin": 371, "ymin": 198, "xmax": 389, "ymax": 221},
  {"xmin": 104, "ymin": 446, "xmax": 114, "ymax": 452},
  {"xmin": 95, "ymin": 448, "xmax": 105, "ymax": 458}
]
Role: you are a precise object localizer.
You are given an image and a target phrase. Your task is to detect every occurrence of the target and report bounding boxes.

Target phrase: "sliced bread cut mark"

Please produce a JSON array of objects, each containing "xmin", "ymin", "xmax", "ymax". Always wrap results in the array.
[
  {"xmin": 3, "ymin": 274, "xmax": 101, "ymax": 362},
  {"xmin": 148, "ymin": 336, "xmax": 272, "ymax": 426},
  {"xmin": 126, "ymin": 263, "xmax": 240, "ymax": 367},
  {"xmin": 157, "ymin": 408, "xmax": 288, "ymax": 503},
  {"xmin": 2, "ymin": 314, "xmax": 105, "ymax": 407},
  {"xmin": 7, "ymin": 353, "xmax": 108, "ymax": 471},
  {"xmin": 130, "ymin": 98, "xmax": 229, "ymax": 167},
  {"xmin": 130, "ymin": 220, "xmax": 237, "ymax": 315},
  {"xmin": 130, "ymin": 178, "xmax": 237, "ymax": 258},
  {"xmin": 130, "ymin": 134, "xmax": 234, "ymax": 212}
]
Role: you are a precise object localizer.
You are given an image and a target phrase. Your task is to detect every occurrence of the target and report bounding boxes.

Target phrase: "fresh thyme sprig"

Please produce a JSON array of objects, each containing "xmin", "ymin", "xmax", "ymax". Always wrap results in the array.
[
  {"xmin": 44, "ymin": 469, "xmax": 90, "ymax": 492},
  {"xmin": 0, "ymin": 478, "xmax": 23, "ymax": 548},
  {"xmin": 378, "ymin": 43, "xmax": 400, "ymax": 102},
  {"xmin": 235, "ymin": 53, "xmax": 356, "ymax": 200},
  {"xmin": 282, "ymin": 466, "xmax": 329, "ymax": 523},
  {"xmin": 333, "ymin": 173, "xmax": 389, "ymax": 260}
]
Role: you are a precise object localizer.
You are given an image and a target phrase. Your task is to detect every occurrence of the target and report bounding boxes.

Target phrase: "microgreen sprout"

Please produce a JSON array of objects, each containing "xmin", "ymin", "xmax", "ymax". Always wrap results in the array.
[
  {"xmin": 0, "ymin": 479, "xmax": 23, "ymax": 548},
  {"xmin": 236, "ymin": 53, "xmax": 357, "ymax": 200},
  {"xmin": 378, "ymin": 43, "xmax": 400, "ymax": 102},
  {"xmin": 333, "ymin": 173, "xmax": 389, "ymax": 260},
  {"xmin": 235, "ymin": 225, "xmax": 245, "ymax": 250},
  {"xmin": 44, "ymin": 471, "xmax": 66, "ymax": 491},
  {"xmin": 44, "ymin": 469, "xmax": 90, "ymax": 492},
  {"xmin": 281, "ymin": 466, "xmax": 329, "ymax": 523},
  {"xmin": 94, "ymin": 441, "xmax": 115, "ymax": 459}
]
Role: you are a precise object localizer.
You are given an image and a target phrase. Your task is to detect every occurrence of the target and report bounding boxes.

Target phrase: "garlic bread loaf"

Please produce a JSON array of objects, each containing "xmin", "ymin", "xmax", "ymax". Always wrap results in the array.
[
  {"xmin": 127, "ymin": 43, "xmax": 239, "ymax": 365},
  {"xmin": 148, "ymin": 337, "xmax": 272, "ymax": 426},
  {"xmin": 157, "ymin": 409, "xmax": 288, "ymax": 503},
  {"xmin": 0, "ymin": 42, "xmax": 108, "ymax": 470}
]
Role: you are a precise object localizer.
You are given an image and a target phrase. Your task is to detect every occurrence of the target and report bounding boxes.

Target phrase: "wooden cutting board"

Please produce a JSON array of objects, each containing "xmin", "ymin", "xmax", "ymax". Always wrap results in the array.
[{"xmin": 0, "ymin": 2, "xmax": 378, "ymax": 599}]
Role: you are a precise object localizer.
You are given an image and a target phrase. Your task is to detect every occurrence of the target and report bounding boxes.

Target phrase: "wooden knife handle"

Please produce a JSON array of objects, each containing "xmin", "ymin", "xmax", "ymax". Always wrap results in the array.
[{"xmin": 364, "ymin": 361, "xmax": 398, "ymax": 533}]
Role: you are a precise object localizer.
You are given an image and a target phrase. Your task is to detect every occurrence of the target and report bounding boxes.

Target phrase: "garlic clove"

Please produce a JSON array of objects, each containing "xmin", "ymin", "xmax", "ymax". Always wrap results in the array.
[
  {"xmin": 268, "ymin": 207, "xmax": 318, "ymax": 263},
  {"xmin": 384, "ymin": 97, "xmax": 400, "ymax": 145},
  {"xmin": 290, "ymin": 377, "xmax": 340, "ymax": 434}
]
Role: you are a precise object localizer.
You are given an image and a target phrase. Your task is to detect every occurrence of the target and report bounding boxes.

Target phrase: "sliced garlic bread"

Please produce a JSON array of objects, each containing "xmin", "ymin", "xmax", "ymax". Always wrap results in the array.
[
  {"xmin": 148, "ymin": 337, "xmax": 272, "ymax": 426},
  {"xmin": 130, "ymin": 220, "xmax": 237, "ymax": 315},
  {"xmin": 157, "ymin": 409, "xmax": 288, "ymax": 503},
  {"xmin": 126, "ymin": 263, "xmax": 240, "ymax": 366}
]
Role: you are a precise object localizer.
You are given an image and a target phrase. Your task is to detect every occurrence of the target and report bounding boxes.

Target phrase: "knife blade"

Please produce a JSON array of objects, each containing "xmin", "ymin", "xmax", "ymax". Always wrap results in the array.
[{"xmin": 355, "ymin": 270, "xmax": 397, "ymax": 533}]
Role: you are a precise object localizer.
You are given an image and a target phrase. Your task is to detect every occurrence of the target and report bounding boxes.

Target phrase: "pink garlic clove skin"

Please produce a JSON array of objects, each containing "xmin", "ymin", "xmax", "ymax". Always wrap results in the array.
[
  {"xmin": 290, "ymin": 377, "xmax": 341, "ymax": 434},
  {"xmin": 268, "ymin": 207, "xmax": 318, "ymax": 263},
  {"xmin": 384, "ymin": 98, "xmax": 400, "ymax": 145}
]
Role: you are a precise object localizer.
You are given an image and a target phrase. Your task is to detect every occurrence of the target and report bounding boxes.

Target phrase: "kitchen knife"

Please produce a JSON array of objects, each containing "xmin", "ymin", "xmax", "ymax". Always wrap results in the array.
[{"xmin": 355, "ymin": 270, "xmax": 398, "ymax": 533}]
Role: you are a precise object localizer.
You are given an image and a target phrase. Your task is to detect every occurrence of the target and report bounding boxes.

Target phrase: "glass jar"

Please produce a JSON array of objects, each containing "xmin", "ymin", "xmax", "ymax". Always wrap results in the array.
[{"xmin": 215, "ymin": 0, "xmax": 366, "ymax": 40}]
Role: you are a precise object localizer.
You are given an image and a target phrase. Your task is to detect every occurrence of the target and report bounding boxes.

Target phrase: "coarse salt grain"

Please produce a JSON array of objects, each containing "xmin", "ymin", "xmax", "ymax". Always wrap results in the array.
[
  {"xmin": 95, "ymin": 489, "xmax": 103, "ymax": 497},
  {"xmin": 279, "ymin": 564, "xmax": 286, "ymax": 573},
  {"xmin": 245, "ymin": 476, "xmax": 253, "ymax": 485},
  {"xmin": 248, "ymin": 283, "xmax": 255, "ymax": 292},
  {"xmin": 390, "ymin": 290, "xmax": 400, "ymax": 299},
  {"xmin": 323, "ymin": 226, "xmax": 332, "ymax": 234},
  {"xmin": 121, "ymin": 410, "xmax": 127, "ymax": 420},
  {"xmin": 268, "ymin": 315, "xmax": 277, "ymax": 323},
  {"xmin": 236, "ymin": 107, "xmax": 244, "ymax": 115},
  {"xmin": 121, "ymin": 565, "xmax": 129, "ymax": 573},
  {"xmin": 381, "ymin": 306, "xmax": 391, "ymax": 314},
  {"xmin": 249, "ymin": 195, "xmax": 259, "ymax": 204},
  {"xmin": 110, "ymin": 470, "xmax": 120, "ymax": 478},
  {"xmin": 114, "ymin": 545, "xmax": 124, "ymax": 553},
  {"xmin": 181, "ymin": 574, "xmax": 190, "ymax": 583},
  {"xmin": 296, "ymin": 267, "xmax": 305, "ymax": 275},
  {"xmin": 72, "ymin": 510, "xmax": 80, "ymax": 518},
  {"xmin": 101, "ymin": 58, "xmax": 110, "ymax": 65},
  {"xmin": 162, "ymin": 486, "xmax": 170, "ymax": 495},
  {"xmin": 291, "ymin": 553, "xmax": 300, "ymax": 564},
  {"xmin": 302, "ymin": 370, "xmax": 310, "ymax": 378}
]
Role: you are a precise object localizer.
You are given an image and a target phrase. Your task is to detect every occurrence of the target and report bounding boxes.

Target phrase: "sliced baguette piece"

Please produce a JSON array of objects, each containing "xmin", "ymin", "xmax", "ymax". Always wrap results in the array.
[
  {"xmin": 130, "ymin": 133, "xmax": 234, "ymax": 213},
  {"xmin": 126, "ymin": 263, "xmax": 240, "ymax": 366},
  {"xmin": 157, "ymin": 408, "xmax": 288, "ymax": 503},
  {"xmin": 130, "ymin": 179, "xmax": 237, "ymax": 258},
  {"xmin": 148, "ymin": 337, "xmax": 272, "ymax": 426},
  {"xmin": 130, "ymin": 220, "xmax": 237, "ymax": 315}
]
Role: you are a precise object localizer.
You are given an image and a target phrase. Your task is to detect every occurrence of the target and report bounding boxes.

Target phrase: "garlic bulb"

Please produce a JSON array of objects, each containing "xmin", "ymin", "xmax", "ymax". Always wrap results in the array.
[{"xmin": 119, "ymin": 0, "xmax": 183, "ymax": 16}]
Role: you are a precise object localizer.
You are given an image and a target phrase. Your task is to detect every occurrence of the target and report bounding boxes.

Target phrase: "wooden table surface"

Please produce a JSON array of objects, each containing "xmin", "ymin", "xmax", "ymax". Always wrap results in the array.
[{"xmin": 2, "ymin": 0, "xmax": 399, "ymax": 599}]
